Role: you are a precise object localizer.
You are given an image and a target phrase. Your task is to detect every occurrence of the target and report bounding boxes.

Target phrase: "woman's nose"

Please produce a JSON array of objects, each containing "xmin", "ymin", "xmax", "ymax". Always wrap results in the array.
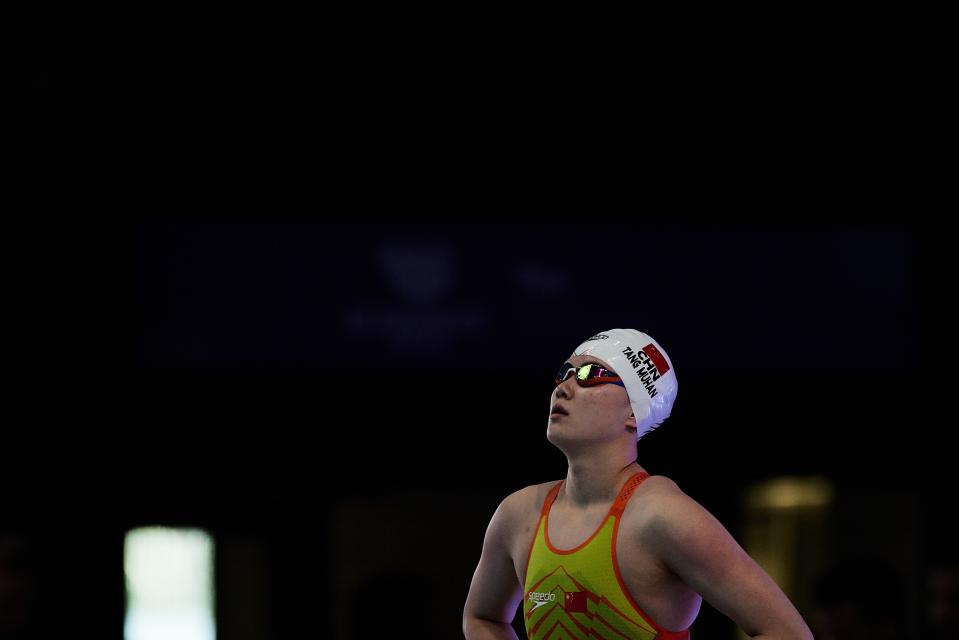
[{"xmin": 555, "ymin": 377, "xmax": 576, "ymax": 398}]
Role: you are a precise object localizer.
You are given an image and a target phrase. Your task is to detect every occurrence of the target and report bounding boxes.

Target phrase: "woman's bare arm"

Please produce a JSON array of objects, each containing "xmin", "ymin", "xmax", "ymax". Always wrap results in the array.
[
  {"xmin": 463, "ymin": 493, "xmax": 525, "ymax": 639},
  {"xmin": 643, "ymin": 486, "xmax": 813, "ymax": 640}
]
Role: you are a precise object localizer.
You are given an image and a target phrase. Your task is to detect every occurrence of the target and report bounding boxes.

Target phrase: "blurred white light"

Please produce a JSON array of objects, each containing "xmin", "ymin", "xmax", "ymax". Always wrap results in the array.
[
  {"xmin": 745, "ymin": 475, "xmax": 834, "ymax": 509},
  {"xmin": 124, "ymin": 527, "xmax": 215, "ymax": 640}
]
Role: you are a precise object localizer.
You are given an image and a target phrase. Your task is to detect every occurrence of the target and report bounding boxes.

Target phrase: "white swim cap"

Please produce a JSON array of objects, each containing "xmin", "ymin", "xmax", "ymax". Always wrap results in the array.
[{"xmin": 572, "ymin": 328, "xmax": 678, "ymax": 440}]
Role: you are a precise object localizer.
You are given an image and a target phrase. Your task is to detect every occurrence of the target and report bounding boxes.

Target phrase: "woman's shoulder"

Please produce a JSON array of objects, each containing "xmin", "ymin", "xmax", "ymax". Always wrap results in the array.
[{"xmin": 499, "ymin": 478, "xmax": 564, "ymax": 518}]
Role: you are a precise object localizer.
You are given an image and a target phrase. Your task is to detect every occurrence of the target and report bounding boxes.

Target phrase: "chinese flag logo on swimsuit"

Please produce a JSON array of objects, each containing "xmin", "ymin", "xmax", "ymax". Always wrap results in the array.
[{"xmin": 564, "ymin": 591, "xmax": 588, "ymax": 613}]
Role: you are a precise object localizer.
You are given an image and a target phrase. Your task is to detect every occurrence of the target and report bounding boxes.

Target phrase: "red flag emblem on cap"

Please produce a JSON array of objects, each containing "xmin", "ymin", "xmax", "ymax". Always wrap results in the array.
[
  {"xmin": 642, "ymin": 344, "xmax": 670, "ymax": 375},
  {"xmin": 564, "ymin": 591, "xmax": 588, "ymax": 613}
]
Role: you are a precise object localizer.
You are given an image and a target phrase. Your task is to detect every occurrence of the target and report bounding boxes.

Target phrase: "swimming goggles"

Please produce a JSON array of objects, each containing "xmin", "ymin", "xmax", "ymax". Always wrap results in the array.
[{"xmin": 555, "ymin": 362, "xmax": 626, "ymax": 388}]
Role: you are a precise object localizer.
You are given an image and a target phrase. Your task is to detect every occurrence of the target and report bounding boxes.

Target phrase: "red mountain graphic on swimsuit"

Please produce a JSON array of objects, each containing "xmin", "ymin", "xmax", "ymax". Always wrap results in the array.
[{"xmin": 525, "ymin": 565, "xmax": 656, "ymax": 639}]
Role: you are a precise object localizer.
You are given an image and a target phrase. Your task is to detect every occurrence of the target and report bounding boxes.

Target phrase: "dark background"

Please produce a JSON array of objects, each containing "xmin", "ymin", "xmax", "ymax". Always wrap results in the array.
[{"xmin": 9, "ymin": 1, "xmax": 956, "ymax": 639}]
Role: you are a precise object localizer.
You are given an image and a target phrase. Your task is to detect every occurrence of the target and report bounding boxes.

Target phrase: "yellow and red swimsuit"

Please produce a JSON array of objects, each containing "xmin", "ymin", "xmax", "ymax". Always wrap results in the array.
[{"xmin": 523, "ymin": 472, "xmax": 691, "ymax": 639}]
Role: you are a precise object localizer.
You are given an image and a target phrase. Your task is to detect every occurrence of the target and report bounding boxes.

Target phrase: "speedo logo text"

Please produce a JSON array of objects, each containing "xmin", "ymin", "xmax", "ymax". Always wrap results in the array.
[{"xmin": 527, "ymin": 591, "xmax": 556, "ymax": 612}]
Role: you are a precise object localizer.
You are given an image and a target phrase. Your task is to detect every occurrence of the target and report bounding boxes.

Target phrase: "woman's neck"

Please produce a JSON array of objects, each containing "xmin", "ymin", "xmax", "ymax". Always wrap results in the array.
[{"xmin": 561, "ymin": 455, "xmax": 643, "ymax": 508}]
